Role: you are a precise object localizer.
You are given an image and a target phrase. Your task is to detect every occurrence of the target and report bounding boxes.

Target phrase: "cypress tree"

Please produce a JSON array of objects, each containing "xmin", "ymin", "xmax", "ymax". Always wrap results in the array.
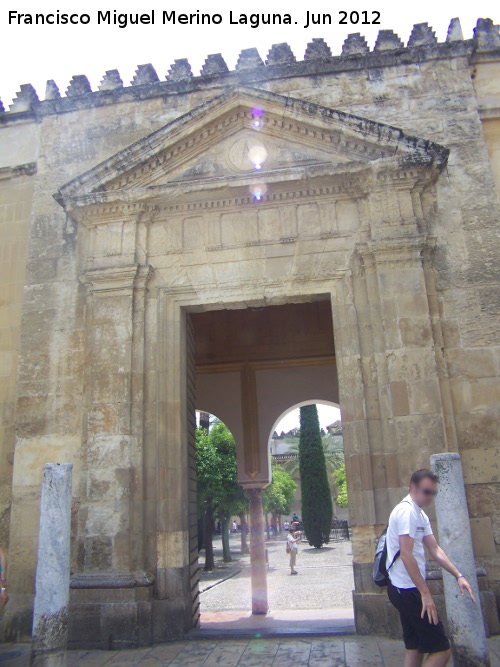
[{"xmin": 299, "ymin": 404, "xmax": 333, "ymax": 548}]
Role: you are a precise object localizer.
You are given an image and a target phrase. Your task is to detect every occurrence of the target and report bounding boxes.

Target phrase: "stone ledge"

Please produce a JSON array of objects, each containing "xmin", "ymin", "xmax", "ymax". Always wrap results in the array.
[
  {"xmin": 0, "ymin": 162, "xmax": 37, "ymax": 181},
  {"xmin": 70, "ymin": 572, "xmax": 154, "ymax": 588}
]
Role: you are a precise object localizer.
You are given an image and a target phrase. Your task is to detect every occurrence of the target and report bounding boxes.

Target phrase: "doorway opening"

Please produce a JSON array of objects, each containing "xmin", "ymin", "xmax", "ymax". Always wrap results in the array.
[{"xmin": 189, "ymin": 298, "xmax": 355, "ymax": 634}]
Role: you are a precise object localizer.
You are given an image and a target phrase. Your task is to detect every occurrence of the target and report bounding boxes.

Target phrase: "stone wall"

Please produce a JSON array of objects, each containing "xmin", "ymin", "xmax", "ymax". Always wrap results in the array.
[
  {"xmin": 0, "ymin": 121, "xmax": 37, "ymax": 551},
  {"xmin": 0, "ymin": 17, "xmax": 499, "ymax": 643}
]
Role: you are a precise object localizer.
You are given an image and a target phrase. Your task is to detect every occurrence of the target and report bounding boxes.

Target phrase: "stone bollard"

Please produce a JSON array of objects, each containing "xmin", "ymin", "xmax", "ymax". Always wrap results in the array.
[
  {"xmin": 31, "ymin": 464, "xmax": 73, "ymax": 667},
  {"xmin": 430, "ymin": 453, "xmax": 490, "ymax": 667}
]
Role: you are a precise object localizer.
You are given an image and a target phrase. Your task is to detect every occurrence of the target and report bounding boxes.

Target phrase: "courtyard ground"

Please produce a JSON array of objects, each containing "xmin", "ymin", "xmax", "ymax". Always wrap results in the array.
[
  {"xmin": 2, "ymin": 636, "xmax": 500, "ymax": 667},
  {"xmin": 198, "ymin": 532, "xmax": 354, "ymax": 635},
  {"xmin": 3, "ymin": 533, "xmax": 499, "ymax": 666},
  {"xmin": 199, "ymin": 532, "xmax": 354, "ymax": 614}
]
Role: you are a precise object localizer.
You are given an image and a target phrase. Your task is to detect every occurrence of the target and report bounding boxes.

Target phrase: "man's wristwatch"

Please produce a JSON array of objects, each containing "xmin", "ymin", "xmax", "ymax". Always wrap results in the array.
[{"xmin": 456, "ymin": 573, "xmax": 465, "ymax": 580}]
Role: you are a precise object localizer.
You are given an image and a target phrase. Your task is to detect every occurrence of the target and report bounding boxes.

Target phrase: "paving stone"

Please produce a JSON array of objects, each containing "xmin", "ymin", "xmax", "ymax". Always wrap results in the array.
[
  {"xmin": 272, "ymin": 640, "xmax": 312, "ymax": 666},
  {"xmin": 309, "ymin": 638, "xmax": 346, "ymax": 666},
  {"xmin": 344, "ymin": 637, "xmax": 384, "ymax": 666},
  {"xmin": 202, "ymin": 642, "xmax": 247, "ymax": 666},
  {"xmin": 73, "ymin": 651, "xmax": 118, "ymax": 667},
  {"xmin": 237, "ymin": 642, "xmax": 280, "ymax": 667}
]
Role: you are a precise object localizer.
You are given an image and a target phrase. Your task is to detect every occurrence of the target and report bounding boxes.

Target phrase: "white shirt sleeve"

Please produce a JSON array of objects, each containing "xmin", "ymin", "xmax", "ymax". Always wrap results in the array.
[
  {"xmin": 395, "ymin": 506, "xmax": 417, "ymax": 538},
  {"xmin": 423, "ymin": 513, "xmax": 433, "ymax": 537}
]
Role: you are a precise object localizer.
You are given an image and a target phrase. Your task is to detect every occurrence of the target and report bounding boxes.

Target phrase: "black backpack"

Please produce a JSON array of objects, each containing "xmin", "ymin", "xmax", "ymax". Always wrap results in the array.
[
  {"xmin": 373, "ymin": 527, "xmax": 400, "ymax": 587},
  {"xmin": 373, "ymin": 500, "xmax": 411, "ymax": 587}
]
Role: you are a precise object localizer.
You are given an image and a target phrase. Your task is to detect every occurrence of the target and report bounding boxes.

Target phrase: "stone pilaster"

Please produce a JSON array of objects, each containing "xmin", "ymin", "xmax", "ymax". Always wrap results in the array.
[{"xmin": 69, "ymin": 261, "xmax": 153, "ymax": 649}]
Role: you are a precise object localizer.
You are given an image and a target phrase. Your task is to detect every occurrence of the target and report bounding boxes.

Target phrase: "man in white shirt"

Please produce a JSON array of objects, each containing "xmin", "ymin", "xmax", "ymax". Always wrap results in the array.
[{"xmin": 386, "ymin": 469, "xmax": 475, "ymax": 667}]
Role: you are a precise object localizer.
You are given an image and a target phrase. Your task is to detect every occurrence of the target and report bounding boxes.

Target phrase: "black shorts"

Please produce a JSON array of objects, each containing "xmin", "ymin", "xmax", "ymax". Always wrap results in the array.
[{"xmin": 387, "ymin": 582, "xmax": 450, "ymax": 654}]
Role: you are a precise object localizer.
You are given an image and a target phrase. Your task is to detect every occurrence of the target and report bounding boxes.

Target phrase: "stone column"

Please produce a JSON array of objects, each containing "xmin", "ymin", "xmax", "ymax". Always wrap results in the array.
[
  {"xmin": 31, "ymin": 463, "xmax": 73, "ymax": 667},
  {"xmin": 248, "ymin": 488, "xmax": 268, "ymax": 615},
  {"xmin": 431, "ymin": 453, "xmax": 490, "ymax": 667}
]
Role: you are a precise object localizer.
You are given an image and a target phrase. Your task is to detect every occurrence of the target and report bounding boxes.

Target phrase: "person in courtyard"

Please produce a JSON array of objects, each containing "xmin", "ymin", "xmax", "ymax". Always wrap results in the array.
[
  {"xmin": 386, "ymin": 469, "xmax": 475, "ymax": 667},
  {"xmin": 0, "ymin": 545, "xmax": 8, "ymax": 614},
  {"xmin": 287, "ymin": 526, "xmax": 301, "ymax": 575}
]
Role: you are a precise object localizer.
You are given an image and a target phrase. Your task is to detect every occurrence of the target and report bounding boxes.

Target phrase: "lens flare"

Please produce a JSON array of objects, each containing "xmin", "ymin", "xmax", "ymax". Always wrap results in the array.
[
  {"xmin": 251, "ymin": 106, "xmax": 264, "ymax": 129},
  {"xmin": 248, "ymin": 144, "xmax": 268, "ymax": 171},
  {"xmin": 249, "ymin": 182, "xmax": 267, "ymax": 202}
]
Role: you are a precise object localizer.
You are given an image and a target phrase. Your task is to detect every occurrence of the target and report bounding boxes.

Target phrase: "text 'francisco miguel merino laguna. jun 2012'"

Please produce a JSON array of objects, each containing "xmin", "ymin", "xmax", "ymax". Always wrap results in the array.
[{"xmin": 7, "ymin": 9, "xmax": 383, "ymax": 29}]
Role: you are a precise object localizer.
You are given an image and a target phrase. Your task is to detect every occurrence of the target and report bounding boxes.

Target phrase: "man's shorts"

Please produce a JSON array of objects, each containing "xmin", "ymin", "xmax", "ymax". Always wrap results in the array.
[{"xmin": 388, "ymin": 582, "xmax": 450, "ymax": 654}]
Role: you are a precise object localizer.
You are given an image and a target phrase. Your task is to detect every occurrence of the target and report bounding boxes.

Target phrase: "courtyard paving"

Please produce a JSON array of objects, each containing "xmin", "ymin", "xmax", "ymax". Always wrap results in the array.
[
  {"xmin": 2, "ymin": 636, "xmax": 500, "ymax": 667},
  {"xmin": 3, "ymin": 534, "xmax": 499, "ymax": 666},
  {"xmin": 199, "ymin": 533, "xmax": 355, "ymax": 613}
]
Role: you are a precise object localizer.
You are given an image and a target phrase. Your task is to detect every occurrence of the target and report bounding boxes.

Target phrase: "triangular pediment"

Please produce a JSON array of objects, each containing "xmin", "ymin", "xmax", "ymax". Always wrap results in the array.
[{"xmin": 55, "ymin": 86, "xmax": 448, "ymax": 212}]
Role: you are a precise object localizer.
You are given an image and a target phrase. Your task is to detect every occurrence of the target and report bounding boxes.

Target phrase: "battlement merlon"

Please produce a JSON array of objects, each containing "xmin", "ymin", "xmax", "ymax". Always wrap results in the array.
[{"xmin": 1, "ymin": 18, "xmax": 499, "ymax": 120}]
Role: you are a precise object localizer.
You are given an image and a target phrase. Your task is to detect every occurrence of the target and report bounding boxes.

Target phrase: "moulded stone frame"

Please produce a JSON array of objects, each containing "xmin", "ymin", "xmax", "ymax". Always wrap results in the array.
[{"xmin": 153, "ymin": 276, "xmax": 371, "ymax": 634}]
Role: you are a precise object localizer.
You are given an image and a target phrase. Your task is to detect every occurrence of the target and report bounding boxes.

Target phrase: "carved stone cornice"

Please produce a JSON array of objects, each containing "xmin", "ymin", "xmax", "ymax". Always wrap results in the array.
[
  {"xmin": 81, "ymin": 263, "xmax": 152, "ymax": 295},
  {"xmin": 356, "ymin": 235, "xmax": 435, "ymax": 268},
  {"xmin": 0, "ymin": 162, "xmax": 37, "ymax": 181},
  {"xmin": 54, "ymin": 87, "xmax": 449, "ymax": 220},
  {"xmin": 65, "ymin": 157, "xmax": 442, "ymax": 227}
]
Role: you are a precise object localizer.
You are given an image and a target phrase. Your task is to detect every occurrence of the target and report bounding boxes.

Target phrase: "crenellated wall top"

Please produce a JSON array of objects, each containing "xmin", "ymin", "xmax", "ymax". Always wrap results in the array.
[{"xmin": 1, "ymin": 18, "xmax": 499, "ymax": 120}]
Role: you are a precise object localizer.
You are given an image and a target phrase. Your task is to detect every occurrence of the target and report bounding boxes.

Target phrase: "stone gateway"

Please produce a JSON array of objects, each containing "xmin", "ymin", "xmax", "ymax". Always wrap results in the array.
[{"xmin": 0, "ymin": 18, "xmax": 499, "ymax": 649}]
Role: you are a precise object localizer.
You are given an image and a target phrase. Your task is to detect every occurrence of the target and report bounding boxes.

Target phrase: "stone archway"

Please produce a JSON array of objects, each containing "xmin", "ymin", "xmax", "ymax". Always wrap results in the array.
[
  {"xmin": 268, "ymin": 399, "xmax": 340, "ymax": 448},
  {"xmin": 52, "ymin": 86, "xmax": 451, "ymax": 645},
  {"xmin": 193, "ymin": 299, "xmax": 339, "ymax": 615}
]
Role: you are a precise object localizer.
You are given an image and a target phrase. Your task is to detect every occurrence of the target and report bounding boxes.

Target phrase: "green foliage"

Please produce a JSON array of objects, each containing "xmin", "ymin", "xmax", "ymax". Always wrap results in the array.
[
  {"xmin": 196, "ymin": 421, "xmax": 249, "ymax": 564},
  {"xmin": 196, "ymin": 422, "xmax": 248, "ymax": 519},
  {"xmin": 196, "ymin": 425, "xmax": 221, "ymax": 509},
  {"xmin": 263, "ymin": 463, "xmax": 297, "ymax": 516},
  {"xmin": 333, "ymin": 463, "xmax": 348, "ymax": 508},
  {"xmin": 284, "ymin": 435, "xmax": 344, "ymax": 478},
  {"xmin": 299, "ymin": 405, "xmax": 333, "ymax": 548}
]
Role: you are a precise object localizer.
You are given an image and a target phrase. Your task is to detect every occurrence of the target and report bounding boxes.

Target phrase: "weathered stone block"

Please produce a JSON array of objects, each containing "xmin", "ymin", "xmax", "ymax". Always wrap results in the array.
[
  {"xmin": 66, "ymin": 75, "xmax": 92, "ymax": 97},
  {"xmin": 44, "ymin": 80, "xmax": 60, "ymax": 100},
  {"xmin": 266, "ymin": 43, "xmax": 296, "ymax": 65},
  {"xmin": 374, "ymin": 30, "xmax": 404, "ymax": 51},
  {"xmin": 407, "ymin": 23, "xmax": 438, "ymax": 48},
  {"xmin": 200, "ymin": 54, "xmax": 229, "ymax": 77},
  {"xmin": 167, "ymin": 59, "xmax": 193, "ymax": 81},
  {"xmin": 98, "ymin": 70, "xmax": 123, "ymax": 91},
  {"xmin": 304, "ymin": 38, "xmax": 332, "ymax": 60},
  {"xmin": 236, "ymin": 48, "xmax": 264, "ymax": 70},
  {"xmin": 353, "ymin": 592, "xmax": 389, "ymax": 635},
  {"xmin": 131, "ymin": 64, "xmax": 159, "ymax": 86},
  {"xmin": 470, "ymin": 517, "xmax": 497, "ymax": 556},
  {"xmin": 447, "ymin": 18, "xmax": 464, "ymax": 42},
  {"xmin": 390, "ymin": 381, "xmax": 410, "ymax": 416},
  {"xmin": 474, "ymin": 18, "xmax": 500, "ymax": 50},
  {"xmin": 9, "ymin": 84, "xmax": 39, "ymax": 112},
  {"xmin": 342, "ymin": 33, "xmax": 369, "ymax": 56}
]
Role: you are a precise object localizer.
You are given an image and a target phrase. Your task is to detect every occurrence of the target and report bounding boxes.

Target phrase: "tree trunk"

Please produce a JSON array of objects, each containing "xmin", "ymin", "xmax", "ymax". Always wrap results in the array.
[
  {"xmin": 221, "ymin": 516, "xmax": 232, "ymax": 562},
  {"xmin": 199, "ymin": 411, "xmax": 210, "ymax": 432},
  {"xmin": 272, "ymin": 511, "xmax": 278, "ymax": 536},
  {"xmin": 265, "ymin": 512, "xmax": 271, "ymax": 540},
  {"xmin": 239, "ymin": 513, "xmax": 250, "ymax": 554},
  {"xmin": 204, "ymin": 505, "xmax": 215, "ymax": 571}
]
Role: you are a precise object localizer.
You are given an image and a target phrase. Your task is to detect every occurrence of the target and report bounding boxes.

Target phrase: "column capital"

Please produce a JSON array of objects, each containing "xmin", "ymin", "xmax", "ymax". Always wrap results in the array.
[{"xmin": 247, "ymin": 486, "xmax": 264, "ymax": 499}]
